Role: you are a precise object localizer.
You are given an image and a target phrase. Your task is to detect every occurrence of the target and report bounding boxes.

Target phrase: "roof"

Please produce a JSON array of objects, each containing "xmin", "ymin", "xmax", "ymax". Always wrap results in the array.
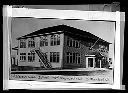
[
  {"xmin": 17, "ymin": 24, "xmax": 111, "ymax": 44},
  {"xmin": 85, "ymin": 51, "xmax": 105, "ymax": 58}
]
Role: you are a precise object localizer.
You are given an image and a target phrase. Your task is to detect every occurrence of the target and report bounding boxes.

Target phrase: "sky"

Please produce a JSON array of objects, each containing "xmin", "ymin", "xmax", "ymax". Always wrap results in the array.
[{"xmin": 11, "ymin": 18, "xmax": 115, "ymax": 58}]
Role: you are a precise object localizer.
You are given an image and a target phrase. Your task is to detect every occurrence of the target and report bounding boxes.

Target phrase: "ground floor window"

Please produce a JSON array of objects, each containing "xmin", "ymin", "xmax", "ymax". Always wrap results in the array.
[
  {"xmin": 20, "ymin": 53, "xmax": 26, "ymax": 62},
  {"xmin": 50, "ymin": 52, "xmax": 60, "ymax": 63},
  {"xmin": 28, "ymin": 52, "xmax": 35, "ymax": 62},
  {"xmin": 67, "ymin": 52, "xmax": 81, "ymax": 64}
]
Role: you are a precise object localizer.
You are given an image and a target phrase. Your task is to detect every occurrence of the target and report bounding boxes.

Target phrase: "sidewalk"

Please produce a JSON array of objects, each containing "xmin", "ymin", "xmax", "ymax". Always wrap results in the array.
[{"xmin": 11, "ymin": 68, "xmax": 109, "ymax": 72}]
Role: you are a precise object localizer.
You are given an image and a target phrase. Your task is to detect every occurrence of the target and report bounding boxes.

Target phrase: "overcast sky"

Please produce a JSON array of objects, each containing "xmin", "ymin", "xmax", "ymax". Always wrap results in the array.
[{"xmin": 11, "ymin": 18, "xmax": 115, "ymax": 58}]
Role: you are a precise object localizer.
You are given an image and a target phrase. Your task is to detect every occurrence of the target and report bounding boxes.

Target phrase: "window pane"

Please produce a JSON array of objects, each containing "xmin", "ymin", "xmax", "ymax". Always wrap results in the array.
[
  {"xmin": 50, "ymin": 36, "xmax": 54, "ymax": 46},
  {"xmin": 67, "ymin": 38, "xmax": 70, "ymax": 46},
  {"xmin": 78, "ymin": 56, "xmax": 80, "ymax": 64},
  {"xmin": 67, "ymin": 55, "xmax": 69, "ymax": 63},
  {"xmin": 51, "ymin": 40, "xmax": 53, "ymax": 46},
  {"xmin": 73, "ymin": 53, "xmax": 75, "ymax": 63},
  {"xmin": 20, "ymin": 53, "xmax": 26, "ymax": 62},
  {"xmin": 70, "ymin": 40, "xmax": 72, "ymax": 47},
  {"xmin": 57, "ymin": 35, "xmax": 60, "ymax": 45},
  {"xmin": 53, "ymin": 52, "xmax": 56, "ymax": 62},
  {"xmin": 57, "ymin": 52, "xmax": 59, "ymax": 62},
  {"xmin": 70, "ymin": 53, "xmax": 72, "ymax": 63},
  {"xmin": 50, "ymin": 52, "xmax": 53, "ymax": 62},
  {"xmin": 28, "ymin": 38, "xmax": 35, "ymax": 48},
  {"xmin": 20, "ymin": 39, "xmax": 26, "ymax": 48},
  {"xmin": 45, "ymin": 40, "xmax": 48, "ymax": 46},
  {"xmin": 73, "ymin": 40, "xmax": 75, "ymax": 47},
  {"xmin": 66, "ymin": 52, "xmax": 70, "ymax": 63}
]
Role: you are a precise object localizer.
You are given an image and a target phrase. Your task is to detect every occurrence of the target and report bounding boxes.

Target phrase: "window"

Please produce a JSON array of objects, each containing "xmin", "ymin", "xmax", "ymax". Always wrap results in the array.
[
  {"xmin": 28, "ymin": 52, "xmax": 35, "ymax": 62},
  {"xmin": 20, "ymin": 53, "xmax": 26, "ymax": 62},
  {"xmin": 76, "ymin": 53, "xmax": 81, "ymax": 64},
  {"xmin": 69, "ymin": 39, "xmax": 73, "ymax": 47},
  {"xmin": 67, "ymin": 52, "xmax": 70, "ymax": 63},
  {"xmin": 73, "ymin": 40, "xmax": 76, "ymax": 47},
  {"xmin": 75, "ymin": 41, "xmax": 80, "ymax": 48},
  {"xmin": 56, "ymin": 52, "xmax": 60, "ymax": 62},
  {"xmin": 73, "ymin": 53, "xmax": 76, "ymax": 63},
  {"xmin": 28, "ymin": 38, "xmax": 35, "ymax": 48},
  {"xmin": 20, "ymin": 39, "xmax": 26, "ymax": 48},
  {"xmin": 88, "ymin": 42, "xmax": 93, "ymax": 47},
  {"xmin": 40, "ymin": 36, "xmax": 48, "ymax": 47},
  {"xmin": 66, "ymin": 52, "xmax": 81, "ymax": 64},
  {"xmin": 50, "ymin": 34, "xmax": 60, "ymax": 46},
  {"xmin": 54, "ymin": 35, "xmax": 57, "ymax": 45},
  {"xmin": 70, "ymin": 53, "xmax": 73, "ymax": 63},
  {"xmin": 67, "ymin": 37, "xmax": 70, "ymax": 46},
  {"xmin": 51, "ymin": 35, "xmax": 54, "ymax": 46},
  {"xmin": 57, "ymin": 35, "xmax": 60, "ymax": 45},
  {"xmin": 67, "ymin": 37, "xmax": 80, "ymax": 48},
  {"xmin": 50, "ymin": 52, "xmax": 60, "ymax": 62}
]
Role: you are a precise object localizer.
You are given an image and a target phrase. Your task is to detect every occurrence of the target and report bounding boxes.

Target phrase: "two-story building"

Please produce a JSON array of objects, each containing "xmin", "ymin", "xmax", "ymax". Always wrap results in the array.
[{"xmin": 16, "ymin": 25, "xmax": 111, "ymax": 70}]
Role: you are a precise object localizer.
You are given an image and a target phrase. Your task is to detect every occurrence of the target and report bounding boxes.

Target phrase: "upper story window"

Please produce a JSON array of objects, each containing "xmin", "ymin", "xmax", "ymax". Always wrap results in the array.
[
  {"xmin": 50, "ymin": 34, "xmax": 60, "ymax": 46},
  {"xmin": 40, "ymin": 36, "xmax": 48, "ymax": 47},
  {"xmin": 67, "ymin": 37, "xmax": 80, "ymax": 48},
  {"xmin": 28, "ymin": 38, "xmax": 35, "ymax": 48},
  {"xmin": 88, "ymin": 42, "xmax": 93, "ymax": 47},
  {"xmin": 20, "ymin": 39, "xmax": 26, "ymax": 48},
  {"xmin": 20, "ymin": 53, "xmax": 26, "ymax": 62},
  {"xmin": 66, "ymin": 52, "xmax": 81, "ymax": 64},
  {"xmin": 28, "ymin": 52, "xmax": 35, "ymax": 62},
  {"xmin": 50, "ymin": 52, "xmax": 60, "ymax": 63}
]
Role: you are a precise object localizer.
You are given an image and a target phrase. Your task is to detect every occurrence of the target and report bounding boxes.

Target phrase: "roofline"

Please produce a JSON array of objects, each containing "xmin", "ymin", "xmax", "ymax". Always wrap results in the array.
[
  {"xmin": 64, "ymin": 30, "xmax": 111, "ymax": 44},
  {"xmin": 16, "ymin": 25, "xmax": 112, "ymax": 44},
  {"xmin": 16, "ymin": 31, "xmax": 64, "ymax": 40}
]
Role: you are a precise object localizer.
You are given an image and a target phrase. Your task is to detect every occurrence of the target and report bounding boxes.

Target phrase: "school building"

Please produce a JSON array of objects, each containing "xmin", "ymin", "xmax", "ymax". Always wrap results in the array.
[{"xmin": 15, "ymin": 25, "xmax": 111, "ymax": 70}]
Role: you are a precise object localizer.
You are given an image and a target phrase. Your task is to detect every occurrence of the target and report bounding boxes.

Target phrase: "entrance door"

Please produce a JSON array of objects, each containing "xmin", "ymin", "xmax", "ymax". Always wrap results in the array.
[
  {"xmin": 86, "ymin": 57, "xmax": 95, "ymax": 68},
  {"xmin": 88, "ymin": 58, "xmax": 93, "ymax": 67}
]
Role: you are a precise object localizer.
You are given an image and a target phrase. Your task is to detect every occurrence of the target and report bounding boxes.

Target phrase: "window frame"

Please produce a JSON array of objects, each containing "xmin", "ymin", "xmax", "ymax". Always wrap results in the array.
[
  {"xmin": 66, "ymin": 52, "xmax": 81, "ymax": 64},
  {"xmin": 67, "ymin": 37, "xmax": 80, "ymax": 48},
  {"xmin": 50, "ymin": 52, "xmax": 60, "ymax": 63},
  {"xmin": 40, "ymin": 36, "xmax": 48, "ymax": 47},
  {"xmin": 19, "ymin": 53, "xmax": 26, "ymax": 62},
  {"xmin": 20, "ymin": 39, "xmax": 26, "ymax": 48},
  {"xmin": 28, "ymin": 38, "xmax": 35, "ymax": 48},
  {"xmin": 50, "ymin": 34, "xmax": 60, "ymax": 46},
  {"xmin": 28, "ymin": 52, "xmax": 35, "ymax": 62}
]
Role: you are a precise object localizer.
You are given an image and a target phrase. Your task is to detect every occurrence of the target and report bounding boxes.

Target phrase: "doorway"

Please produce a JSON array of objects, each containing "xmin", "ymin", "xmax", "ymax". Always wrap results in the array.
[
  {"xmin": 86, "ymin": 56, "xmax": 95, "ymax": 68},
  {"xmin": 88, "ymin": 58, "xmax": 93, "ymax": 67}
]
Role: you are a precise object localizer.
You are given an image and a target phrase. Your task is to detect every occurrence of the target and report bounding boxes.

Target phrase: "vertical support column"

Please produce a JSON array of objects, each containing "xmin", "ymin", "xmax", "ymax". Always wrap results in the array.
[
  {"xmin": 93, "ymin": 57, "xmax": 95, "ymax": 68},
  {"xmin": 100, "ymin": 60, "xmax": 102, "ymax": 68},
  {"xmin": 18, "ymin": 40, "xmax": 20, "ymax": 66},
  {"xmin": 86, "ymin": 57, "xmax": 88, "ymax": 68}
]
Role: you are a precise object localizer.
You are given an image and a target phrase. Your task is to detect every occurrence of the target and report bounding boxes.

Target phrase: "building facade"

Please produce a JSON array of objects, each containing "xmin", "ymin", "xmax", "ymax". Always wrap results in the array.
[{"xmin": 16, "ymin": 25, "xmax": 111, "ymax": 70}]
